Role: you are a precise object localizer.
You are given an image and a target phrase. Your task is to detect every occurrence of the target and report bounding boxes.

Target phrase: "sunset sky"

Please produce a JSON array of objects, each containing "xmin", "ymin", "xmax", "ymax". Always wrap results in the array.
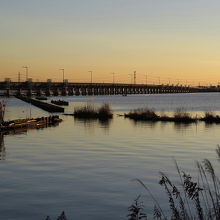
[{"xmin": 1, "ymin": 0, "xmax": 220, "ymax": 85}]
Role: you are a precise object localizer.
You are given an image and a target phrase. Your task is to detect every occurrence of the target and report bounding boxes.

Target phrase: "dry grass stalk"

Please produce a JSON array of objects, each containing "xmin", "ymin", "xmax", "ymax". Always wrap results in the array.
[
  {"xmin": 74, "ymin": 103, "xmax": 113, "ymax": 119},
  {"xmin": 133, "ymin": 147, "xmax": 220, "ymax": 219}
]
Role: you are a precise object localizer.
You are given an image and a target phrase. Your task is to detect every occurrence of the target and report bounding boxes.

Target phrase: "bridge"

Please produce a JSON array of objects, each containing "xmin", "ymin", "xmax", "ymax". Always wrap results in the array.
[{"xmin": 0, "ymin": 81, "xmax": 217, "ymax": 97}]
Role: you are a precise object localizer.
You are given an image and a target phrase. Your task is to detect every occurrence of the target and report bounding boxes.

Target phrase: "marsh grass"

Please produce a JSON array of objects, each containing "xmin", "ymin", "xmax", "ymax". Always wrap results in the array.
[
  {"xmin": 173, "ymin": 108, "xmax": 196, "ymax": 123},
  {"xmin": 132, "ymin": 146, "xmax": 220, "ymax": 219},
  {"xmin": 127, "ymin": 195, "xmax": 147, "ymax": 220},
  {"xmin": 125, "ymin": 108, "xmax": 220, "ymax": 124},
  {"xmin": 74, "ymin": 103, "xmax": 113, "ymax": 119},
  {"xmin": 124, "ymin": 108, "xmax": 159, "ymax": 121},
  {"xmin": 201, "ymin": 112, "xmax": 220, "ymax": 123}
]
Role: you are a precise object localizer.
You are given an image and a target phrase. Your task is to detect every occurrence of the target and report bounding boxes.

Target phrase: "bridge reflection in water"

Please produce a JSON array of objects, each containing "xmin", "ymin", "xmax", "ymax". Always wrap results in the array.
[{"xmin": 0, "ymin": 81, "xmax": 209, "ymax": 97}]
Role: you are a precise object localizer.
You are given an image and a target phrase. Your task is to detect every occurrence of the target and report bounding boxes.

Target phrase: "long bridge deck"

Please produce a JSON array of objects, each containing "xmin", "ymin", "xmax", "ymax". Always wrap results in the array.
[{"xmin": 0, "ymin": 81, "xmax": 218, "ymax": 97}]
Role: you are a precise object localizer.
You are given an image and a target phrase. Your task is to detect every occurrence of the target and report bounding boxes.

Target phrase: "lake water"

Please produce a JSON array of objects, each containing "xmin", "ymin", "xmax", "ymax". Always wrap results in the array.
[{"xmin": 1, "ymin": 93, "xmax": 220, "ymax": 219}]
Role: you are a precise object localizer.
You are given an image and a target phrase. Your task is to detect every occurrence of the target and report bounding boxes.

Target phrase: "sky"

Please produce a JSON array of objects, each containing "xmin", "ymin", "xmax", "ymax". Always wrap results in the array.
[{"xmin": 1, "ymin": 0, "xmax": 220, "ymax": 85}]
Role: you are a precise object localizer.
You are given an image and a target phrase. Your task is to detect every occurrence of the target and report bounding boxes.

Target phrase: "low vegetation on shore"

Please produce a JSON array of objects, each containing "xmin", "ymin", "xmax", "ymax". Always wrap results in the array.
[
  {"xmin": 124, "ymin": 108, "xmax": 220, "ymax": 124},
  {"xmin": 73, "ymin": 103, "xmax": 113, "ymax": 119}
]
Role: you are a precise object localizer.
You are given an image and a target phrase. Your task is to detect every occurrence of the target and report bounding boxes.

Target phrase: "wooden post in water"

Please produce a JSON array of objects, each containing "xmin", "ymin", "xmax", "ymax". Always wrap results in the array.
[{"xmin": 0, "ymin": 101, "xmax": 6, "ymax": 123}]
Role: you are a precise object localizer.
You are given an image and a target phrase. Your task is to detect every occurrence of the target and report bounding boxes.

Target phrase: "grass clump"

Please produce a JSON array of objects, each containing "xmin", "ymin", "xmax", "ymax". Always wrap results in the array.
[
  {"xmin": 173, "ymin": 108, "xmax": 196, "ymax": 123},
  {"xmin": 127, "ymin": 195, "xmax": 147, "ymax": 220},
  {"xmin": 131, "ymin": 146, "xmax": 220, "ymax": 219},
  {"xmin": 201, "ymin": 112, "xmax": 220, "ymax": 123},
  {"xmin": 125, "ymin": 108, "xmax": 198, "ymax": 123},
  {"xmin": 74, "ymin": 103, "xmax": 113, "ymax": 120},
  {"xmin": 124, "ymin": 108, "xmax": 159, "ymax": 121}
]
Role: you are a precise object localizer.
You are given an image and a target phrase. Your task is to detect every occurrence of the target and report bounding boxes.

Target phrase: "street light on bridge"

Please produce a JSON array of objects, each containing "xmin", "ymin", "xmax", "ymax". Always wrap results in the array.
[
  {"xmin": 22, "ymin": 66, "xmax": 28, "ymax": 81},
  {"xmin": 110, "ymin": 72, "xmax": 116, "ymax": 84},
  {"xmin": 88, "ymin": 71, "xmax": 93, "ymax": 83},
  {"xmin": 60, "ymin": 69, "xmax": 65, "ymax": 83},
  {"xmin": 128, "ymin": 74, "xmax": 132, "ymax": 84}
]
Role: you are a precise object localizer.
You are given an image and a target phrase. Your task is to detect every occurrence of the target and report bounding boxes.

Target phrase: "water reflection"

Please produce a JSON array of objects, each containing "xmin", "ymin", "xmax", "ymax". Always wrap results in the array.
[
  {"xmin": 0, "ymin": 133, "xmax": 5, "ymax": 160},
  {"xmin": 128, "ymin": 119, "xmax": 200, "ymax": 133},
  {"xmin": 74, "ymin": 118, "xmax": 112, "ymax": 131},
  {"xmin": 173, "ymin": 122, "xmax": 194, "ymax": 130},
  {"xmin": 129, "ymin": 120, "xmax": 158, "ymax": 129}
]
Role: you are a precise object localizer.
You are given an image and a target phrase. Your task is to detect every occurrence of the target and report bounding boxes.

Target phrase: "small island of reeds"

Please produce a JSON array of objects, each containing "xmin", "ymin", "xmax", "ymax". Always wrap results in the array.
[
  {"xmin": 73, "ymin": 103, "xmax": 113, "ymax": 120},
  {"xmin": 124, "ymin": 108, "xmax": 220, "ymax": 124}
]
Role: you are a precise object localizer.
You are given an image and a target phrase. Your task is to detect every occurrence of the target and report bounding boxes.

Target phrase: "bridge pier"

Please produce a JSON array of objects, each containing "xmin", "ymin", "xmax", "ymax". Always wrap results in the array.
[{"xmin": 45, "ymin": 88, "xmax": 52, "ymax": 96}]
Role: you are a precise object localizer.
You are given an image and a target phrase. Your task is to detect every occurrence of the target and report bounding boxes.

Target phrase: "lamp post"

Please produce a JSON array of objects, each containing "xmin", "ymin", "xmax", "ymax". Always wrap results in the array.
[
  {"xmin": 158, "ymin": 77, "xmax": 160, "ymax": 85},
  {"xmin": 60, "ymin": 69, "xmax": 64, "ymax": 83},
  {"xmin": 128, "ymin": 74, "xmax": 132, "ymax": 84},
  {"xmin": 110, "ymin": 72, "xmax": 116, "ymax": 84},
  {"xmin": 134, "ymin": 71, "xmax": 136, "ymax": 84},
  {"xmin": 88, "ymin": 71, "xmax": 93, "ymax": 83},
  {"xmin": 22, "ymin": 66, "xmax": 28, "ymax": 81}
]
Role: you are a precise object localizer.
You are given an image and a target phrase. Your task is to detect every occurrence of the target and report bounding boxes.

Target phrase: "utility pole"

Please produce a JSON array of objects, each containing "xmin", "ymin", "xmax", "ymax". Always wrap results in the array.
[
  {"xmin": 22, "ymin": 66, "xmax": 28, "ymax": 81},
  {"xmin": 60, "ymin": 69, "xmax": 65, "ymax": 83},
  {"xmin": 128, "ymin": 74, "xmax": 132, "ymax": 84},
  {"xmin": 88, "ymin": 71, "xmax": 93, "ymax": 83},
  {"xmin": 110, "ymin": 72, "xmax": 116, "ymax": 84},
  {"xmin": 18, "ymin": 72, "xmax": 21, "ymax": 83},
  {"xmin": 134, "ymin": 71, "xmax": 136, "ymax": 84},
  {"xmin": 168, "ymin": 78, "xmax": 170, "ymax": 85},
  {"xmin": 145, "ymin": 73, "xmax": 147, "ymax": 85},
  {"xmin": 158, "ymin": 77, "xmax": 160, "ymax": 85}
]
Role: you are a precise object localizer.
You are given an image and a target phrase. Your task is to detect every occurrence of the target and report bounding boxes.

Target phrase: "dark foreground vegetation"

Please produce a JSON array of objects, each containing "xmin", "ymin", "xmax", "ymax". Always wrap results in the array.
[
  {"xmin": 45, "ymin": 146, "xmax": 220, "ymax": 220},
  {"xmin": 73, "ymin": 103, "xmax": 113, "ymax": 119},
  {"xmin": 45, "ymin": 211, "xmax": 67, "ymax": 220},
  {"xmin": 128, "ymin": 146, "xmax": 220, "ymax": 220},
  {"xmin": 125, "ymin": 108, "xmax": 220, "ymax": 124}
]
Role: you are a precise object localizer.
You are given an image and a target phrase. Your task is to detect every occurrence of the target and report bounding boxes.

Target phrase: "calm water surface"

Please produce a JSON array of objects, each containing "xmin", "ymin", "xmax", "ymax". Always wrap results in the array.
[{"xmin": 1, "ymin": 93, "xmax": 220, "ymax": 219}]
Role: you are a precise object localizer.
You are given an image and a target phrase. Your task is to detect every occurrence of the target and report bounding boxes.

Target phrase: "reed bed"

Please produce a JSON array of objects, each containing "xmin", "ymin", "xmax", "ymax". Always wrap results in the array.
[
  {"xmin": 201, "ymin": 112, "xmax": 220, "ymax": 123},
  {"xmin": 74, "ymin": 103, "xmax": 113, "ymax": 120},
  {"xmin": 125, "ymin": 108, "xmax": 220, "ymax": 124},
  {"xmin": 129, "ymin": 146, "xmax": 220, "ymax": 220}
]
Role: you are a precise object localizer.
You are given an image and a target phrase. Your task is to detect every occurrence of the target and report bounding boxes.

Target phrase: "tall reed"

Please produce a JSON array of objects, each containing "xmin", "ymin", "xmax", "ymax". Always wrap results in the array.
[
  {"xmin": 132, "ymin": 146, "xmax": 220, "ymax": 219},
  {"xmin": 74, "ymin": 103, "xmax": 113, "ymax": 119}
]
